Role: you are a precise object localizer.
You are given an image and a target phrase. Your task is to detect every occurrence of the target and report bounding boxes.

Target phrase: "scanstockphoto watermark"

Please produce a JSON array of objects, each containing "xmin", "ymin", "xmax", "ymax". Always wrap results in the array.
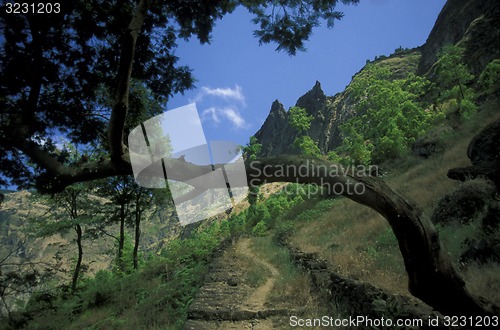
[{"xmin": 248, "ymin": 159, "xmax": 379, "ymax": 197}]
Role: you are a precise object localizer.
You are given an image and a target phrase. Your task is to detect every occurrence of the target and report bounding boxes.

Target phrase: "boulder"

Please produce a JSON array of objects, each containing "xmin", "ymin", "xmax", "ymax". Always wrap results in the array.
[
  {"xmin": 448, "ymin": 121, "xmax": 500, "ymax": 189},
  {"xmin": 431, "ymin": 179, "xmax": 496, "ymax": 225}
]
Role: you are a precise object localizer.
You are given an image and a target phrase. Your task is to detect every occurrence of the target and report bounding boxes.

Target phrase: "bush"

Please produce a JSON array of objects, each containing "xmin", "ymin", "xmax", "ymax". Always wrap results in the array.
[
  {"xmin": 274, "ymin": 220, "xmax": 295, "ymax": 241},
  {"xmin": 435, "ymin": 45, "xmax": 477, "ymax": 120},
  {"xmin": 252, "ymin": 220, "xmax": 268, "ymax": 237},
  {"xmin": 81, "ymin": 270, "xmax": 115, "ymax": 309},
  {"xmin": 479, "ymin": 59, "xmax": 500, "ymax": 94}
]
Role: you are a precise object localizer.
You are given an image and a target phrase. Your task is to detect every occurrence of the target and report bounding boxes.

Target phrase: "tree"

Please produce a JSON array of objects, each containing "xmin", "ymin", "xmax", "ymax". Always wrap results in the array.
[
  {"xmin": 243, "ymin": 136, "xmax": 263, "ymax": 227},
  {"xmin": 91, "ymin": 175, "xmax": 159, "ymax": 272},
  {"xmin": 131, "ymin": 187, "xmax": 155, "ymax": 270},
  {"xmin": 34, "ymin": 183, "xmax": 98, "ymax": 292},
  {"xmin": 0, "ymin": 0, "xmax": 359, "ymax": 192},
  {"xmin": 95, "ymin": 176, "xmax": 136, "ymax": 273},
  {"xmin": 434, "ymin": 45, "xmax": 477, "ymax": 119},
  {"xmin": 478, "ymin": 59, "xmax": 500, "ymax": 95},
  {"xmin": 329, "ymin": 64, "xmax": 435, "ymax": 164},
  {"xmin": 0, "ymin": 0, "xmax": 497, "ymax": 316},
  {"xmin": 288, "ymin": 106, "xmax": 321, "ymax": 157}
]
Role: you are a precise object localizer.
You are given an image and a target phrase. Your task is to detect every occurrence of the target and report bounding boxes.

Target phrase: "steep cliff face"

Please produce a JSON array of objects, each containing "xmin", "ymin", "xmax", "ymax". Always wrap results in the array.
[
  {"xmin": 254, "ymin": 100, "xmax": 293, "ymax": 156},
  {"xmin": 254, "ymin": 0, "xmax": 499, "ymax": 157},
  {"xmin": 296, "ymin": 81, "xmax": 327, "ymax": 115},
  {"xmin": 418, "ymin": 0, "xmax": 499, "ymax": 75}
]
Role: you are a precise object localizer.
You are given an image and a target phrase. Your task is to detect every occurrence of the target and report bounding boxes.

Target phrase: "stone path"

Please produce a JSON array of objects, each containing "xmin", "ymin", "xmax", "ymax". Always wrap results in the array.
[{"xmin": 183, "ymin": 238, "xmax": 303, "ymax": 329}]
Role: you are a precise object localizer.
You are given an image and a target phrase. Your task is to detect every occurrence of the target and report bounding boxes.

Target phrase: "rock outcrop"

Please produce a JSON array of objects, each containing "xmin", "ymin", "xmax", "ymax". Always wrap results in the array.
[
  {"xmin": 255, "ymin": 80, "xmax": 358, "ymax": 157},
  {"xmin": 448, "ymin": 120, "xmax": 500, "ymax": 189},
  {"xmin": 254, "ymin": 100, "xmax": 294, "ymax": 156},
  {"xmin": 418, "ymin": 0, "xmax": 499, "ymax": 75}
]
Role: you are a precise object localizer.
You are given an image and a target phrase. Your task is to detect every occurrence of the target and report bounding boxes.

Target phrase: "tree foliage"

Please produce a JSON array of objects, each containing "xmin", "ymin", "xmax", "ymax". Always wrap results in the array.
[
  {"xmin": 243, "ymin": 136, "xmax": 262, "ymax": 162},
  {"xmin": 478, "ymin": 59, "xmax": 500, "ymax": 95},
  {"xmin": 434, "ymin": 45, "xmax": 477, "ymax": 119},
  {"xmin": 329, "ymin": 64, "xmax": 436, "ymax": 165},
  {"xmin": 32, "ymin": 183, "xmax": 100, "ymax": 292},
  {"xmin": 288, "ymin": 106, "xmax": 321, "ymax": 157},
  {"xmin": 0, "ymin": 0, "xmax": 358, "ymax": 192},
  {"xmin": 288, "ymin": 106, "xmax": 313, "ymax": 133},
  {"xmin": 248, "ymin": 0, "xmax": 360, "ymax": 55}
]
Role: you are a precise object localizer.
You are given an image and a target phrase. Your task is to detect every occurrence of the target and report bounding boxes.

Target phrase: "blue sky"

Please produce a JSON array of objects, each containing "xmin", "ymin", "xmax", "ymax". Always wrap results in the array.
[{"xmin": 168, "ymin": 0, "xmax": 447, "ymax": 148}]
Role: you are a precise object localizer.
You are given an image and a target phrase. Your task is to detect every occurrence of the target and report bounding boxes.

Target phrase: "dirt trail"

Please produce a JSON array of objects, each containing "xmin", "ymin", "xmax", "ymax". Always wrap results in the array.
[
  {"xmin": 237, "ymin": 238, "xmax": 280, "ymax": 311},
  {"xmin": 183, "ymin": 238, "xmax": 300, "ymax": 330}
]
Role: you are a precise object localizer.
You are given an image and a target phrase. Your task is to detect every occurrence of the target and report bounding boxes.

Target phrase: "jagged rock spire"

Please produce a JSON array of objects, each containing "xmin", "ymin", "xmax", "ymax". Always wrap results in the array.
[{"xmin": 295, "ymin": 81, "xmax": 326, "ymax": 115}]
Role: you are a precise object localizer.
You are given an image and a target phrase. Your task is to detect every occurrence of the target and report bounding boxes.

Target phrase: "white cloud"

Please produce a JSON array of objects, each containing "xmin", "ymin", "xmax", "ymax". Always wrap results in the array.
[
  {"xmin": 202, "ymin": 106, "xmax": 247, "ymax": 129},
  {"xmin": 195, "ymin": 84, "xmax": 248, "ymax": 129},
  {"xmin": 222, "ymin": 107, "xmax": 245, "ymax": 128},
  {"xmin": 192, "ymin": 85, "xmax": 246, "ymax": 104},
  {"xmin": 202, "ymin": 107, "xmax": 221, "ymax": 124}
]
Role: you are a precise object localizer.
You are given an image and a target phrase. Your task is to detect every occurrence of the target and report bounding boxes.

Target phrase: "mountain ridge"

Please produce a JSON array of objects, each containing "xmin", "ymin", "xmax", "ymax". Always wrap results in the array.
[{"xmin": 254, "ymin": 0, "xmax": 499, "ymax": 157}]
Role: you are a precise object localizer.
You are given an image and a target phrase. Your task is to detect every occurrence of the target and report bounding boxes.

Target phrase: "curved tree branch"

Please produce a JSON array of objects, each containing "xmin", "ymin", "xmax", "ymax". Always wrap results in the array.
[
  {"xmin": 243, "ymin": 155, "xmax": 497, "ymax": 316},
  {"xmin": 8, "ymin": 0, "xmax": 153, "ymax": 191}
]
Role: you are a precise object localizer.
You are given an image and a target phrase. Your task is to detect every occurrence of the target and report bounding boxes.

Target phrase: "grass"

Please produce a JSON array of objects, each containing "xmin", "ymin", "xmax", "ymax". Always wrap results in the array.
[
  {"xmin": 249, "ymin": 236, "xmax": 319, "ymax": 310},
  {"xmin": 291, "ymin": 198, "xmax": 409, "ymax": 294},
  {"xmin": 244, "ymin": 235, "xmax": 351, "ymax": 330},
  {"xmin": 462, "ymin": 262, "xmax": 500, "ymax": 307},
  {"xmin": 224, "ymin": 246, "xmax": 270, "ymax": 288}
]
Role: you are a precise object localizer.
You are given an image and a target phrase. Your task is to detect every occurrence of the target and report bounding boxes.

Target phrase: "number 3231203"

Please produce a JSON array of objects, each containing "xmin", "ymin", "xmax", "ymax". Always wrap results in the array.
[{"xmin": 5, "ymin": 2, "xmax": 61, "ymax": 14}]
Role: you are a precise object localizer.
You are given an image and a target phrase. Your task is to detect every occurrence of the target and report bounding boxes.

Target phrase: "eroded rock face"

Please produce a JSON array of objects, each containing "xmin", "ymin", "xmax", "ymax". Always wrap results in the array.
[
  {"xmin": 468, "ymin": 121, "xmax": 500, "ymax": 165},
  {"xmin": 418, "ymin": 0, "xmax": 499, "ymax": 75},
  {"xmin": 295, "ymin": 81, "xmax": 327, "ymax": 116},
  {"xmin": 255, "ymin": 80, "xmax": 360, "ymax": 157},
  {"xmin": 448, "ymin": 121, "xmax": 500, "ymax": 189},
  {"xmin": 255, "ymin": 82, "xmax": 330, "ymax": 157},
  {"xmin": 254, "ymin": 100, "xmax": 295, "ymax": 157}
]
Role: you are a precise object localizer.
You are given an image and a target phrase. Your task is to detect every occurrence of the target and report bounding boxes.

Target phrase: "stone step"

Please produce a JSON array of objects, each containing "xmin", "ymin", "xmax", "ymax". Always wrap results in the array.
[{"xmin": 188, "ymin": 307, "xmax": 295, "ymax": 321}]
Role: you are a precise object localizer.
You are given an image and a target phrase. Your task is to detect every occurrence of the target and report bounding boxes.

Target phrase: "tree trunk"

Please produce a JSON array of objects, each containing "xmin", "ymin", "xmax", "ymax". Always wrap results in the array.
[
  {"xmin": 133, "ymin": 203, "xmax": 141, "ymax": 270},
  {"xmin": 71, "ymin": 224, "xmax": 83, "ymax": 292},
  {"xmin": 118, "ymin": 203, "xmax": 125, "ymax": 272}
]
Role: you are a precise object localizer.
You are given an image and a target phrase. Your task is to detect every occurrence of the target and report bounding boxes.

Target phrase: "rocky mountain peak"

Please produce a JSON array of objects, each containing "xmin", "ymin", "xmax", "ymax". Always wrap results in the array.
[
  {"xmin": 270, "ymin": 99, "xmax": 286, "ymax": 115},
  {"xmin": 254, "ymin": 100, "xmax": 291, "ymax": 156},
  {"xmin": 295, "ymin": 81, "xmax": 327, "ymax": 115}
]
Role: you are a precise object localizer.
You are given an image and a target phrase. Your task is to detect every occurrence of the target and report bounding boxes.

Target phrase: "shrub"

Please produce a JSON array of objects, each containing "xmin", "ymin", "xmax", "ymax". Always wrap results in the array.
[
  {"xmin": 478, "ymin": 59, "xmax": 500, "ymax": 94},
  {"xmin": 252, "ymin": 220, "xmax": 268, "ymax": 237},
  {"xmin": 435, "ymin": 45, "xmax": 477, "ymax": 120}
]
